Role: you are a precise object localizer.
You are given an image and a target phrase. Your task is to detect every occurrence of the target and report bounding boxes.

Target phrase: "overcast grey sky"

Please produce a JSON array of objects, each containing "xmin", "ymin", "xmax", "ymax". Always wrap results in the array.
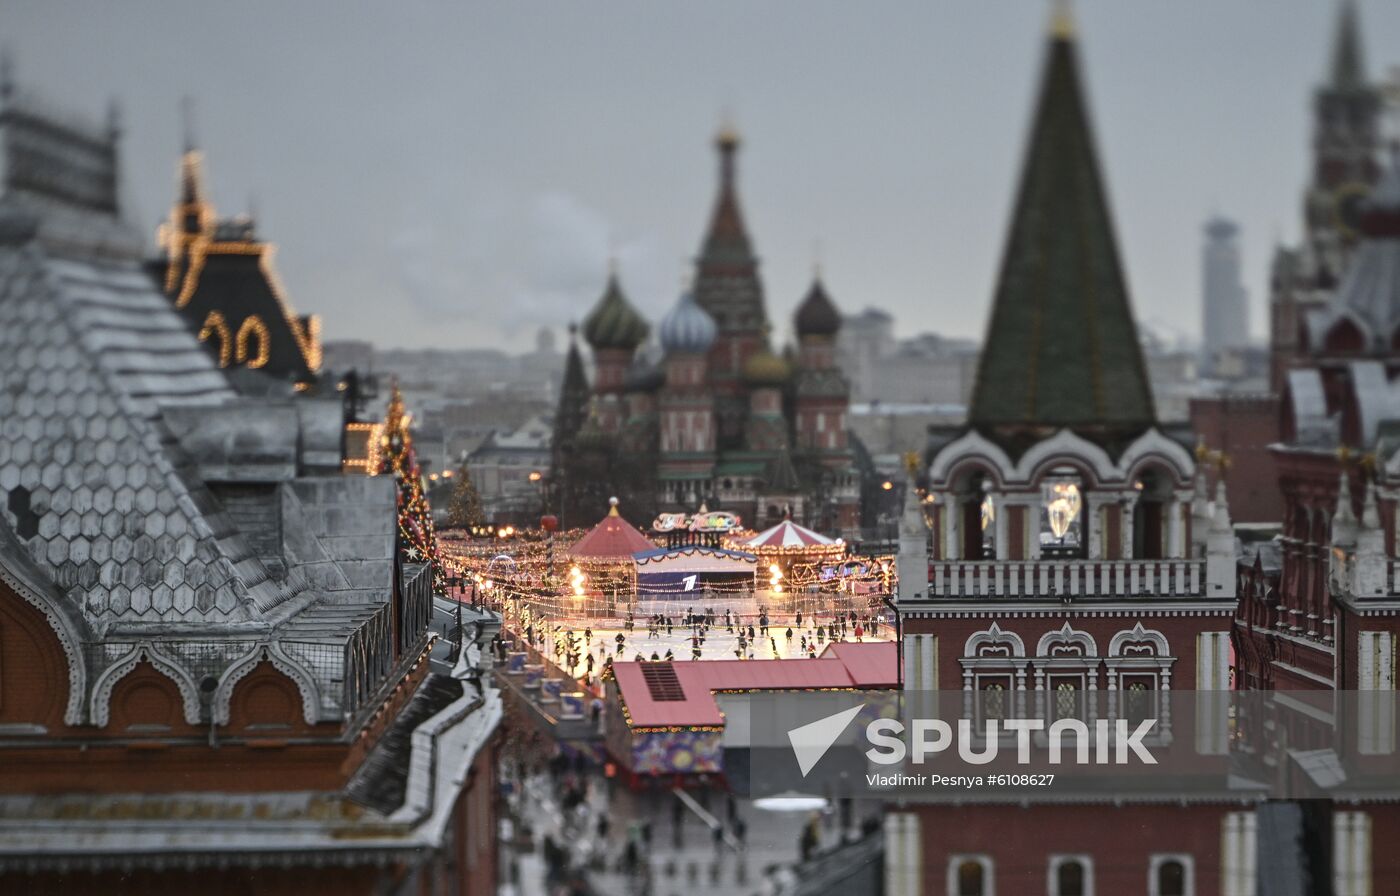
[{"xmin": 9, "ymin": 1, "xmax": 1400, "ymax": 352}]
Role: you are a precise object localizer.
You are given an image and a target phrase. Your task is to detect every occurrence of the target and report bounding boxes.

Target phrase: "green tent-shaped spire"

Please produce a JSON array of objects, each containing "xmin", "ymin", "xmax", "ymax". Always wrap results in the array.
[
  {"xmin": 553, "ymin": 324, "xmax": 591, "ymax": 451},
  {"xmin": 968, "ymin": 11, "xmax": 1154, "ymax": 435},
  {"xmin": 1329, "ymin": 0, "xmax": 1366, "ymax": 91}
]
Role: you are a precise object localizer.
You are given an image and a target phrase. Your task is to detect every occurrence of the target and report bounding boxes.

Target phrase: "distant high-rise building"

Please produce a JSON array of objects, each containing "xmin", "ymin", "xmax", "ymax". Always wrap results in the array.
[{"xmin": 1201, "ymin": 215, "xmax": 1248, "ymax": 366}]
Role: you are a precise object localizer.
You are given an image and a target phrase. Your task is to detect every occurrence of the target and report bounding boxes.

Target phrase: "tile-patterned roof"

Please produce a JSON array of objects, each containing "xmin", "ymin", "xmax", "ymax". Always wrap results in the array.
[
  {"xmin": 0, "ymin": 241, "xmax": 302, "ymax": 624},
  {"xmin": 967, "ymin": 25, "xmax": 1155, "ymax": 432}
]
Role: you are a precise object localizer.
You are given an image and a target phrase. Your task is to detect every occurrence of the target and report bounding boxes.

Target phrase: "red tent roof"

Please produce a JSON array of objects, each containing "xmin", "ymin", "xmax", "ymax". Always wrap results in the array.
[
  {"xmin": 569, "ymin": 502, "xmax": 655, "ymax": 561},
  {"xmin": 613, "ymin": 641, "xmax": 897, "ymax": 729}
]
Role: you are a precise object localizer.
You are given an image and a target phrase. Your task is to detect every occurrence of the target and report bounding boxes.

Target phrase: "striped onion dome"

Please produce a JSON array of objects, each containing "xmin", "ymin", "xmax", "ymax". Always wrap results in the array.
[
  {"xmin": 582, "ymin": 271, "xmax": 649, "ymax": 351},
  {"xmin": 658, "ymin": 290, "xmax": 717, "ymax": 355}
]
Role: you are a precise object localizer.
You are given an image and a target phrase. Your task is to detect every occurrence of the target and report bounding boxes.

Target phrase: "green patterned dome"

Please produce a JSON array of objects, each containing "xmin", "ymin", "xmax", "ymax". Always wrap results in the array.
[{"xmin": 582, "ymin": 271, "xmax": 649, "ymax": 351}]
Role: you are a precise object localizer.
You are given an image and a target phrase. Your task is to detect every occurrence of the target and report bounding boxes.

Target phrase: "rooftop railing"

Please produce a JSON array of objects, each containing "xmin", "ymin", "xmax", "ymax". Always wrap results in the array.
[{"xmin": 920, "ymin": 558, "xmax": 1206, "ymax": 600}]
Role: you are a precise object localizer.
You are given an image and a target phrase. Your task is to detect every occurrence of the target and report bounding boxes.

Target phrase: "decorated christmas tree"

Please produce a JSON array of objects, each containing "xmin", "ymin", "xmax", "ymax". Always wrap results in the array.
[
  {"xmin": 378, "ymin": 382, "xmax": 444, "ymax": 591},
  {"xmin": 446, "ymin": 461, "xmax": 488, "ymax": 531}
]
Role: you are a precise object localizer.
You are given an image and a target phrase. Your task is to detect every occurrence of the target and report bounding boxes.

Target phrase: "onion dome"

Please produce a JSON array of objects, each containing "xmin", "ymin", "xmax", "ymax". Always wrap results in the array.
[
  {"xmin": 743, "ymin": 348, "xmax": 790, "ymax": 387},
  {"xmin": 582, "ymin": 270, "xmax": 649, "ymax": 351},
  {"xmin": 658, "ymin": 290, "xmax": 718, "ymax": 354},
  {"xmin": 794, "ymin": 275, "xmax": 841, "ymax": 337},
  {"xmin": 623, "ymin": 358, "xmax": 665, "ymax": 393},
  {"xmin": 574, "ymin": 410, "xmax": 612, "ymax": 452}
]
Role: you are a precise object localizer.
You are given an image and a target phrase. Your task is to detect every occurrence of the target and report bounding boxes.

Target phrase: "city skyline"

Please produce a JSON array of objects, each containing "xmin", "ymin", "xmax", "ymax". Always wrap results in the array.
[{"xmin": 9, "ymin": 0, "xmax": 1400, "ymax": 352}]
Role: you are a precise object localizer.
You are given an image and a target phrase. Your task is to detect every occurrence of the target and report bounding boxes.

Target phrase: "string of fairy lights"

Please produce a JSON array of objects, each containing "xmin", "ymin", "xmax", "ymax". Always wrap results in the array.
[{"xmin": 438, "ymin": 527, "xmax": 895, "ymax": 629}]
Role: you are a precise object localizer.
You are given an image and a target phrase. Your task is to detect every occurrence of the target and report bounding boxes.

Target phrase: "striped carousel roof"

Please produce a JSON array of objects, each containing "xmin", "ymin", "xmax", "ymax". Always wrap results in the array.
[{"xmin": 739, "ymin": 519, "xmax": 841, "ymax": 550}]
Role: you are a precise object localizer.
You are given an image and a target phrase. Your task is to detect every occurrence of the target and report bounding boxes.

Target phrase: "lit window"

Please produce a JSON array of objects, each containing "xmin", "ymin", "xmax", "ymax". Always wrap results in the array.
[{"xmin": 1039, "ymin": 470, "xmax": 1085, "ymax": 558}]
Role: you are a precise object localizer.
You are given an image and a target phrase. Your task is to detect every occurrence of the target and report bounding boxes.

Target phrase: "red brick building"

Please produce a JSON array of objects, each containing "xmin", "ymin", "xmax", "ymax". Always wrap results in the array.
[
  {"xmin": 0, "ymin": 79, "xmax": 501, "ymax": 894},
  {"xmin": 1193, "ymin": 0, "xmax": 1382, "ymax": 528},
  {"xmin": 890, "ymin": 10, "xmax": 1245, "ymax": 894},
  {"xmin": 1188, "ymin": 393, "xmax": 1283, "ymax": 524}
]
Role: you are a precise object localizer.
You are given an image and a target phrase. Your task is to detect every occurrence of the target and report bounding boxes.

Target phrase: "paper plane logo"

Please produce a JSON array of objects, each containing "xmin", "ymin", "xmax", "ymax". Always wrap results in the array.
[{"xmin": 788, "ymin": 705, "xmax": 863, "ymax": 777}]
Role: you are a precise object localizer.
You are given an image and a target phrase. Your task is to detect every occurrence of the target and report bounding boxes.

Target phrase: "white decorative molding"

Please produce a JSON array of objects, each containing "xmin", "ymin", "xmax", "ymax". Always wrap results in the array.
[
  {"xmin": 213, "ymin": 642, "xmax": 323, "ymax": 726},
  {"xmin": 928, "ymin": 430, "xmax": 1015, "ymax": 486},
  {"xmin": 1119, "ymin": 429, "xmax": 1196, "ymax": 484},
  {"xmin": 0, "ymin": 561, "xmax": 87, "ymax": 725},
  {"xmin": 1109, "ymin": 622, "xmax": 1170, "ymax": 657},
  {"xmin": 89, "ymin": 641, "xmax": 202, "ymax": 727},
  {"xmin": 211, "ymin": 644, "xmax": 265, "ymax": 726},
  {"xmin": 930, "ymin": 426, "xmax": 1196, "ymax": 493},
  {"xmin": 1036, "ymin": 622, "xmax": 1098, "ymax": 658},
  {"xmin": 965, "ymin": 622, "xmax": 1026, "ymax": 658},
  {"xmin": 1016, "ymin": 430, "xmax": 1117, "ymax": 487},
  {"xmin": 267, "ymin": 642, "xmax": 324, "ymax": 724}
]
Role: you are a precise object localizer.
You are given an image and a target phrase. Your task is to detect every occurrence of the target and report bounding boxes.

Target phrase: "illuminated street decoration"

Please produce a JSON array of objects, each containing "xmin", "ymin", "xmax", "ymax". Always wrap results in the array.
[
  {"xmin": 377, "ymin": 382, "xmax": 445, "ymax": 591},
  {"xmin": 652, "ymin": 510, "xmax": 742, "ymax": 534},
  {"xmin": 1044, "ymin": 480, "xmax": 1082, "ymax": 539}
]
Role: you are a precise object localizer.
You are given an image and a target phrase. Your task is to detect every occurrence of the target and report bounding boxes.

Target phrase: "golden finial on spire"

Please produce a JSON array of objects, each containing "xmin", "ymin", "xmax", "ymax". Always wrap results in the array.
[
  {"xmin": 1050, "ymin": 0, "xmax": 1075, "ymax": 39},
  {"xmin": 903, "ymin": 451, "xmax": 922, "ymax": 477},
  {"xmin": 716, "ymin": 110, "xmax": 740, "ymax": 148}
]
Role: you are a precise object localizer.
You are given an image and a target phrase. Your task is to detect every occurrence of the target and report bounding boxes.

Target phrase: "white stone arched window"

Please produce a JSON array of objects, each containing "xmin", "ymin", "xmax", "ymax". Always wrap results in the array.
[
  {"xmin": 1148, "ymin": 854, "xmax": 1194, "ymax": 896},
  {"xmin": 1049, "ymin": 854, "xmax": 1094, "ymax": 896},
  {"xmin": 947, "ymin": 854, "xmax": 994, "ymax": 896}
]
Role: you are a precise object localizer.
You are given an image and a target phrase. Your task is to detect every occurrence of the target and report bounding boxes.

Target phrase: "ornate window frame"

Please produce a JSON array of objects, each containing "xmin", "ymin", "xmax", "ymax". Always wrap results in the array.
[
  {"xmin": 89, "ymin": 641, "xmax": 202, "ymax": 727},
  {"xmin": 212, "ymin": 642, "xmax": 323, "ymax": 726},
  {"xmin": 1105, "ymin": 623, "xmax": 1175, "ymax": 741},
  {"xmin": 0, "ymin": 559, "xmax": 88, "ymax": 725}
]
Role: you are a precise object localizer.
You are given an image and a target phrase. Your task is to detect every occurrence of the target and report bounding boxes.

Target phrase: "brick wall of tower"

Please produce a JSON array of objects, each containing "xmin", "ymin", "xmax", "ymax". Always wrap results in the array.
[
  {"xmin": 1189, "ymin": 394, "xmax": 1282, "ymax": 523},
  {"xmin": 901, "ymin": 803, "xmax": 1232, "ymax": 896},
  {"xmin": 902, "ymin": 612, "xmax": 1230, "ymax": 694}
]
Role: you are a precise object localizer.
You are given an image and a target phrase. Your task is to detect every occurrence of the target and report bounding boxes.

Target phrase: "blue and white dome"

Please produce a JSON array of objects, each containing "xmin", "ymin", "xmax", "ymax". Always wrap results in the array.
[{"xmin": 658, "ymin": 290, "xmax": 717, "ymax": 355}]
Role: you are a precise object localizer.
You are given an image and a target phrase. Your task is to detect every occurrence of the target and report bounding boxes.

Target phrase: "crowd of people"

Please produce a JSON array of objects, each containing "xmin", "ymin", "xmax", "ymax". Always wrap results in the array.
[{"xmin": 519, "ymin": 606, "xmax": 888, "ymax": 688}]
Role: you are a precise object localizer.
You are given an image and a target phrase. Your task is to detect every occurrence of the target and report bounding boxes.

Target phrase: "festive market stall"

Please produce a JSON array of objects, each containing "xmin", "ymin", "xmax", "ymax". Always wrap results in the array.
[
  {"xmin": 603, "ymin": 642, "xmax": 897, "ymax": 785},
  {"xmin": 632, "ymin": 544, "xmax": 758, "ymax": 604},
  {"xmin": 564, "ymin": 498, "xmax": 657, "ymax": 618},
  {"xmin": 726, "ymin": 517, "xmax": 847, "ymax": 607},
  {"xmin": 734, "ymin": 517, "xmax": 845, "ymax": 557}
]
